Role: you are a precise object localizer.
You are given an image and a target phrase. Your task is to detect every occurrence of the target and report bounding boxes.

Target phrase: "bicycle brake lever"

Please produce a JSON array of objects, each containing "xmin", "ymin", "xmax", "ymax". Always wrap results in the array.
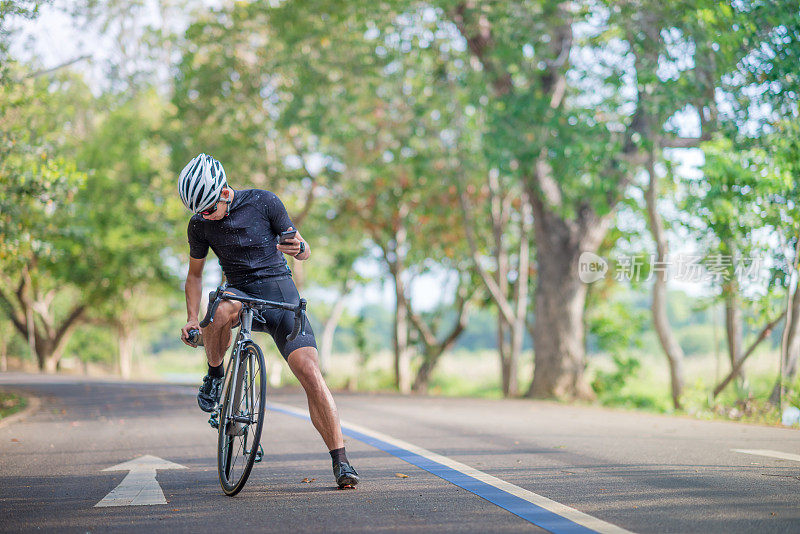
[
  {"xmin": 286, "ymin": 298, "xmax": 307, "ymax": 341},
  {"xmin": 199, "ymin": 288, "xmax": 222, "ymax": 328}
]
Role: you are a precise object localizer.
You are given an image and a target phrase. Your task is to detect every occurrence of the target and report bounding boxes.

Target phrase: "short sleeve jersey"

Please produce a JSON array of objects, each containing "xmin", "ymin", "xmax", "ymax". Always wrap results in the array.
[{"xmin": 187, "ymin": 189, "xmax": 294, "ymax": 286}]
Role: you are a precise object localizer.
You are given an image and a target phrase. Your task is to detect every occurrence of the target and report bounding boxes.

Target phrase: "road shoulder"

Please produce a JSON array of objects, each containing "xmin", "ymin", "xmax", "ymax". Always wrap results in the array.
[{"xmin": 0, "ymin": 391, "xmax": 41, "ymax": 429}]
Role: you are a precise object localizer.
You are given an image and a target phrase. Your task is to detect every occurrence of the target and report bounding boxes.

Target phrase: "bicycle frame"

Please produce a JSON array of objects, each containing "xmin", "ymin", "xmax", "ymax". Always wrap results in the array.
[
  {"xmin": 196, "ymin": 283, "xmax": 307, "ymax": 494},
  {"xmin": 200, "ymin": 284, "xmax": 307, "ymax": 425},
  {"xmin": 221, "ymin": 305, "xmax": 256, "ymax": 437}
]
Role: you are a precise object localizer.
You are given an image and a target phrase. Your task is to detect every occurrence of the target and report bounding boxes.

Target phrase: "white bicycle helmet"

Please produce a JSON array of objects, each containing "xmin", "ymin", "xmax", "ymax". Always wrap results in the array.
[{"xmin": 178, "ymin": 153, "xmax": 228, "ymax": 213}]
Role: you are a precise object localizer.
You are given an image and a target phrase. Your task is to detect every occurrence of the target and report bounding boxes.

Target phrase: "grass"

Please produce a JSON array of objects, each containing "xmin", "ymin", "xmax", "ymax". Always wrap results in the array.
[
  {"xmin": 585, "ymin": 347, "xmax": 798, "ymax": 426},
  {"xmin": 0, "ymin": 391, "xmax": 27, "ymax": 420}
]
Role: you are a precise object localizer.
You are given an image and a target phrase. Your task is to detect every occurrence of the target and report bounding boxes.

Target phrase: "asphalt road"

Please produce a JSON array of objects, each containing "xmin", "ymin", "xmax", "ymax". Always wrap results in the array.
[{"xmin": 1, "ymin": 372, "xmax": 799, "ymax": 533}]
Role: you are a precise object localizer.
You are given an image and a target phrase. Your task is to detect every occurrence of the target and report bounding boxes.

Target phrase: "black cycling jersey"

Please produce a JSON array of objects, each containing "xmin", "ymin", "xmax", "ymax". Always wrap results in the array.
[{"xmin": 187, "ymin": 188, "xmax": 294, "ymax": 286}]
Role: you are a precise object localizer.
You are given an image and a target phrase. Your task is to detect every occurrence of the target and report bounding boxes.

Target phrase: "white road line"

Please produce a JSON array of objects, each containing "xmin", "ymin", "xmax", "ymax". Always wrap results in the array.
[
  {"xmin": 96, "ymin": 455, "xmax": 187, "ymax": 507},
  {"xmin": 732, "ymin": 449, "xmax": 800, "ymax": 463},
  {"xmin": 271, "ymin": 402, "xmax": 633, "ymax": 534}
]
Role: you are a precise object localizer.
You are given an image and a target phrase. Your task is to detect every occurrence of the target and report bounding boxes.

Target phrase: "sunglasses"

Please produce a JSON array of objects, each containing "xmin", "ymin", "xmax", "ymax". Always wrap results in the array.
[
  {"xmin": 199, "ymin": 191, "xmax": 229, "ymax": 216},
  {"xmin": 199, "ymin": 203, "xmax": 219, "ymax": 216}
]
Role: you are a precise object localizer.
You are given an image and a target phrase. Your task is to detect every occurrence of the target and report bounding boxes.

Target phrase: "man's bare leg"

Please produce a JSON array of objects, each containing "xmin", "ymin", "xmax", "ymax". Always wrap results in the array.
[
  {"xmin": 196, "ymin": 300, "xmax": 241, "ymax": 413},
  {"xmin": 287, "ymin": 346, "xmax": 344, "ymax": 450},
  {"xmin": 287, "ymin": 346, "xmax": 358, "ymax": 487},
  {"xmin": 202, "ymin": 300, "xmax": 241, "ymax": 366}
]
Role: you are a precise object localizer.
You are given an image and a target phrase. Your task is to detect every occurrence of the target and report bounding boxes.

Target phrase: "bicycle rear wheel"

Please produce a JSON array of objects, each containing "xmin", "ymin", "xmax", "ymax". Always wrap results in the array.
[{"xmin": 217, "ymin": 341, "xmax": 266, "ymax": 496}]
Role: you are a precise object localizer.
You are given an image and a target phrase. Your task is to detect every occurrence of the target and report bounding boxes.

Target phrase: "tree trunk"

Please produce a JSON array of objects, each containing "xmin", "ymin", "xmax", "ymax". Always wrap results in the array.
[
  {"xmin": 770, "ymin": 277, "xmax": 800, "ymax": 404},
  {"xmin": 393, "ymin": 281, "xmax": 412, "ymax": 394},
  {"xmin": 724, "ymin": 272, "xmax": 745, "ymax": 386},
  {"xmin": 39, "ymin": 317, "xmax": 81, "ymax": 373},
  {"xmin": 508, "ymin": 195, "xmax": 532, "ymax": 397},
  {"xmin": 458, "ymin": 178, "xmax": 531, "ymax": 398},
  {"xmin": 412, "ymin": 353, "xmax": 435, "ymax": 393},
  {"xmin": 645, "ymin": 155, "xmax": 685, "ymax": 409},
  {"xmin": 525, "ymin": 208, "xmax": 583, "ymax": 398},
  {"xmin": 318, "ymin": 279, "xmax": 353, "ymax": 376},
  {"xmin": 526, "ymin": 186, "xmax": 605, "ymax": 400},
  {"xmin": 498, "ymin": 317, "xmax": 512, "ymax": 396},
  {"xmin": 527, "ymin": 251, "xmax": 590, "ymax": 398},
  {"xmin": 117, "ymin": 324, "xmax": 134, "ymax": 380},
  {"xmin": 43, "ymin": 353, "xmax": 59, "ymax": 373},
  {"xmin": 408, "ymin": 279, "xmax": 472, "ymax": 393},
  {"xmin": 0, "ymin": 279, "xmax": 86, "ymax": 374},
  {"xmin": 781, "ymin": 285, "xmax": 800, "ymax": 379},
  {"xmin": 385, "ymin": 212, "xmax": 412, "ymax": 394}
]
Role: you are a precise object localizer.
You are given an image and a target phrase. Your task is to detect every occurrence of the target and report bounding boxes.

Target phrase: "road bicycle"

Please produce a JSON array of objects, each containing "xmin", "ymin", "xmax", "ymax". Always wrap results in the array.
[{"xmin": 189, "ymin": 283, "xmax": 307, "ymax": 496}]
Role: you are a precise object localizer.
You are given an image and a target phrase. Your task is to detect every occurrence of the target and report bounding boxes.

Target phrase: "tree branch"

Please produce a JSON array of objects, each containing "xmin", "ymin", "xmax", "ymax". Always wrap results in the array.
[
  {"xmin": 285, "ymin": 136, "xmax": 322, "ymax": 227},
  {"xmin": 458, "ymin": 188, "xmax": 516, "ymax": 324},
  {"xmin": 54, "ymin": 304, "xmax": 87, "ymax": 348},
  {"xmin": 451, "ymin": 3, "xmax": 512, "ymax": 95},
  {"xmin": 24, "ymin": 55, "xmax": 91, "ymax": 79},
  {"xmin": 397, "ymin": 288, "xmax": 437, "ymax": 348},
  {"xmin": 0, "ymin": 289, "xmax": 27, "ymax": 337},
  {"xmin": 660, "ymin": 136, "xmax": 703, "ymax": 149},
  {"xmin": 713, "ymin": 311, "xmax": 787, "ymax": 398}
]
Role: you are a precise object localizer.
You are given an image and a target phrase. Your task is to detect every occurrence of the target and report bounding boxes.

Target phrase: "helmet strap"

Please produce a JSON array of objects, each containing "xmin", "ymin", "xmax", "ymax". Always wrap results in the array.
[{"xmin": 222, "ymin": 188, "xmax": 232, "ymax": 217}]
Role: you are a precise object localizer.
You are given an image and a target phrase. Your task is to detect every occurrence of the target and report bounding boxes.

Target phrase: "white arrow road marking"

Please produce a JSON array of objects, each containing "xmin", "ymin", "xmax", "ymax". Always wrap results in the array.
[
  {"xmin": 95, "ymin": 455, "xmax": 187, "ymax": 507},
  {"xmin": 732, "ymin": 449, "xmax": 800, "ymax": 463}
]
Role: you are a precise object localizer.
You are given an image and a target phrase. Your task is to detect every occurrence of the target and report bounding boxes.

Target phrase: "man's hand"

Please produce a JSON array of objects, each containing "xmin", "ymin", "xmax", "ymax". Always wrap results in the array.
[
  {"xmin": 276, "ymin": 226, "xmax": 306, "ymax": 258},
  {"xmin": 181, "ymin": 319, "xmax": 201, "ymax": 347}
]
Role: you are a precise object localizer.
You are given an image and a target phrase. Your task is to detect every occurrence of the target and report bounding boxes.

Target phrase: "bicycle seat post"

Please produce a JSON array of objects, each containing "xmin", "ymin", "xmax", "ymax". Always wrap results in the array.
[{"xmin": 239, "ymin": 305, "xmax": 253, "ymax": 339}]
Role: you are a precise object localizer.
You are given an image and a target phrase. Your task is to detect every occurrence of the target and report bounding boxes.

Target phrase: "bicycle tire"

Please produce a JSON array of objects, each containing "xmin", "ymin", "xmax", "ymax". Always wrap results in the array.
[{"xmin": 217, "ymin": 341, "xmax": 266, "ymax": 496}]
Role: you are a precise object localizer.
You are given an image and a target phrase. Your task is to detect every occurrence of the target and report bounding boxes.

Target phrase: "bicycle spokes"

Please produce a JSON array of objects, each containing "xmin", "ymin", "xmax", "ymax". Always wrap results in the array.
[{"xmin": 217, "ymin": 342, "xmax": 266, "ymax": 496}]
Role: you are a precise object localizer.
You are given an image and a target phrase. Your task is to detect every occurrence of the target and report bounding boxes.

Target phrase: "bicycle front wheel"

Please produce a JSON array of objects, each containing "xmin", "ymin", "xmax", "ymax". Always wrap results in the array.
[{"xmin": 217, "ymin": 342, "xmax": 266, "ymax": 496}]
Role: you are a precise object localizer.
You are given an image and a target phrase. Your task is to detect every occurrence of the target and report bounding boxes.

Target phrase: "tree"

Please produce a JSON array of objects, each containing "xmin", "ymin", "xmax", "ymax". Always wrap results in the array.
[
  {"xmin": 0, "ymin": 63, "xmax": 89, "ymax": 371},
  {"xmin": 74, "ymin": 89, "xmax": 183, "ymax": 377},
  {"xmin": 439, "ymin": 0, "xmax": 799, "ymax": 401},
  {"xmin": 459, "ymin": 174, "xmax": 534, "ymax": 397},
  {"xmin": 765, "ymin": 122, "xmax": 800, "ymax": 403}
]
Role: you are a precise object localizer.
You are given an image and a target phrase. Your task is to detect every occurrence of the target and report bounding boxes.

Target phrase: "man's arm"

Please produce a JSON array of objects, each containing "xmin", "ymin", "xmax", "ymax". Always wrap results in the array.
[
  {"xmin": 181, "ymin": 256, "xmax": 205, "ymax": 346},
  {"xmin": 276, "ymin": 226, "xmax": 310, "ymax": 261}
]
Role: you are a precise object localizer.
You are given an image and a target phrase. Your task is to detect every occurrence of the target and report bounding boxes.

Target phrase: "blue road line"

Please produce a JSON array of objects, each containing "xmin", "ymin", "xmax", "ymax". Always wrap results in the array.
[{"xmin": 268, "ymin": 404, "xmax": 598, "ymax": 534}]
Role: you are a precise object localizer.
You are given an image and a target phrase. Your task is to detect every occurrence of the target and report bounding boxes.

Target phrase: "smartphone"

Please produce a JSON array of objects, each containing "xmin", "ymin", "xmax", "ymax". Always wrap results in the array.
[{"xmin": 279, "ymin": 229, "xmax": 297, "ymax": 244}]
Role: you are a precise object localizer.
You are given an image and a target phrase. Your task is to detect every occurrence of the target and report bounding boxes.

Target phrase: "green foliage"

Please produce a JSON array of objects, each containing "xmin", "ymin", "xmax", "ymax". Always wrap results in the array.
[
  {"xmin": 677, "ymin": 324, "xmax": 720, "ymax": 357},
  {"xmin": 63, "ymin": 324, "xmax": 116, "ymax": 363},
  {"xmin": 0, "ymin": 390, "xmax": 27, "ymax": 419},
  {"xmin": 591, "ymin": 353, "xmax": 642, "ymax": 399},
  {"xmin": 4, "ymin": 0, "xmax": 799, "ymax": 413},
  {"xmin": 0, "ymin": 64, "xmax": 88, "ymax": 266},
  {"xmin": 72, "ymin": 89, "xmax": 183, "ymax": 310}
]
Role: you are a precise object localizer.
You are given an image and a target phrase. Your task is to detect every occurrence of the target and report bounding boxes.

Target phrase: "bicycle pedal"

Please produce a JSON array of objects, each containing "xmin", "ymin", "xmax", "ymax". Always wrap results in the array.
[
  {"xmin": 246, "ymin": 444, "xmax": 264, "ymax": 463},
  {"xmin": 208, "ymin": 411, "xmax": 220, "ymax": 429}
]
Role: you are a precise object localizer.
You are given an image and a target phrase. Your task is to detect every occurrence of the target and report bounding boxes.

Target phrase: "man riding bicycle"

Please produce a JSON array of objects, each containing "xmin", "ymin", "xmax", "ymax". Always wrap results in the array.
[{"xmin": 178, "ymin": 153, "xmax": 359, "ymax": 489}]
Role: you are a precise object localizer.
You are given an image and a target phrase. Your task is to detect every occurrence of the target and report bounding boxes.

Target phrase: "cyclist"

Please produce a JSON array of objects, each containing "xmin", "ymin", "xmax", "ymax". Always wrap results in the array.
[{"xmin": 178, "ymin": 153, "xmax": 359, "ymax": 489}]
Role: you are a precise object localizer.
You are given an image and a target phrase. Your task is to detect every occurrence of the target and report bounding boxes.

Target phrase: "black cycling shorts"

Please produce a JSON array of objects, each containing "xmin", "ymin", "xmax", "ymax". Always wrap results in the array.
[{"xmin": 227, "ymin": 276, "xmax": 316, "ymax": 361}]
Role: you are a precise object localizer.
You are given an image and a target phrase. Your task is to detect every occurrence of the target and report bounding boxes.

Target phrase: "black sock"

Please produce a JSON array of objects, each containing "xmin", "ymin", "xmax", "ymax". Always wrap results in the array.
[
  {"xmin": 329, "ymin": 447, "xmax": 348, "ymax": 465},
  {"xmin": 208, "ymin": 363, "xmax": 224, "ymax": 378}
]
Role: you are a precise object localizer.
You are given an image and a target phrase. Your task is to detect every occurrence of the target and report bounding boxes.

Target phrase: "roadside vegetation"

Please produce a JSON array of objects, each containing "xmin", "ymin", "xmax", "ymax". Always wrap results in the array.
[
  {"xmin": 0, "ymin": 391, "xmax": 27, "ymax": 420},
  {"xmin": 1, "ymin": 1, "xmax": 799, "ymax": 427}
]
